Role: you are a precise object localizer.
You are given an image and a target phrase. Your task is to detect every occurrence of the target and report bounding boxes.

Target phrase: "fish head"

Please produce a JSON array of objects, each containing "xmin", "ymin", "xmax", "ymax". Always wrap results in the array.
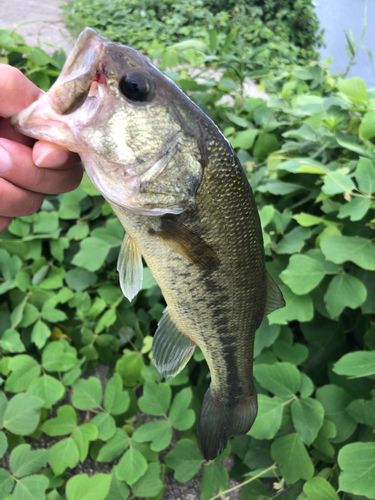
[{"xmin": 11, "ymin": 28, "xmax": 204, "ymax": 215}]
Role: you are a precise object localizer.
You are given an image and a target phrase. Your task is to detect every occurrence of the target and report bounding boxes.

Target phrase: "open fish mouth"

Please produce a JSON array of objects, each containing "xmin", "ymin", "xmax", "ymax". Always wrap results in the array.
[{"xmin": 10, "ymin": 28, "xmax": 107, "ymax": 153}]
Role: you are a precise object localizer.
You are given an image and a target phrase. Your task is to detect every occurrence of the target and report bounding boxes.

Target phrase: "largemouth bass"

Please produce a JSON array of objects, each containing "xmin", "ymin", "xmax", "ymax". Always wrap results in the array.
[{"xmin": 11, "ymin": 28, "xmax": 285, "ymax": 460}]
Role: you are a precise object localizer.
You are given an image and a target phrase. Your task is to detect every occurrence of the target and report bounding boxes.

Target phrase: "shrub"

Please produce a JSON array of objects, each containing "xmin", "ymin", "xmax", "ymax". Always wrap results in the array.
[{"xmin": 63, "ymin": 0, "xmax": 323, "ymax": 69}]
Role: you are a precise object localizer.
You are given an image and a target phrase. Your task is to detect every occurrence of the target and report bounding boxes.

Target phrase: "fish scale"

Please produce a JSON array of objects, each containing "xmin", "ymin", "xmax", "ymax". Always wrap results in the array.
[{"xmin": 10, "ymin": 27, "xmax": 285, "ymax": 460}]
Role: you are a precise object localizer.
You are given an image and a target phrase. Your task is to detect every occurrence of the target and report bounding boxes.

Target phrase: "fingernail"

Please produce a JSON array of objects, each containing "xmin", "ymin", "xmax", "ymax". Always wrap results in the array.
[
  {"xmin": 0, "ymin": 145, "xmax": 12, "ymax": 174},
  {"xmin": 34, "ymin": 147, "xmax": 69, "ymax": 168},
  {"xmin": 34, "ymin": 147, "xmax": 55, "ymax": 167}
]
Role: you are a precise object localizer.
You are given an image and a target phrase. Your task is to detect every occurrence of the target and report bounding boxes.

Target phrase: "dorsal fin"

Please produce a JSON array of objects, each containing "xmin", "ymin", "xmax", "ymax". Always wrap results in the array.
[
  {"xmin": 152, "ymin": 307, "xmax": 195, "ymax": 378},
  {"xmin": 149, "ymin": 218, "xmax": 220, "ymax": 270},
  {"xmin": 117, "ymin": 233, "xmax": 143, "ymax": 301},
  {"xmin": 265, "ymin": 272, "xmax": 285, "ymax": 315}
]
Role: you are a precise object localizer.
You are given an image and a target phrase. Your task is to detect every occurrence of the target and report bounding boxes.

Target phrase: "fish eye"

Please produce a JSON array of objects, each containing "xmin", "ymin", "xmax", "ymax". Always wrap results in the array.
[{"xmin": 119, "ymin": 70, "xmax": 152, "ymax": 102}]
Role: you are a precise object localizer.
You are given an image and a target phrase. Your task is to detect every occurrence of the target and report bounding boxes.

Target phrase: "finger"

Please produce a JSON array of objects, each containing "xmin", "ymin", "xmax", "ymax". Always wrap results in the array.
[
  {"xmin": 0, "ymin": 177, "xmax": 44, "ymax": 217},
  {"xmin": 0, "ymin": 118, "xmax": 35, "ymax": 147},
  {"xmin": 0, "ymin": 138, "xmax": 83, "ymax": 194},
  {"xmin": 32, "ymin": 141, "xmax": 80, "ymax": 169},
  {"xmin": 0, "ymin": 65, "xmax": 43, "ymax": 118},
  {"xmin": 0, "ymin": 216, "xmax": 12, "ymax": 233}
]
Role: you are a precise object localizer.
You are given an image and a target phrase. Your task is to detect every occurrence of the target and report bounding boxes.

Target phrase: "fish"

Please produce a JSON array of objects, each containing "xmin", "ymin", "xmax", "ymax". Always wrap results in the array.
[{"xmin": 11, "ymin": 28, "xmax": 285, "ymax": 460}]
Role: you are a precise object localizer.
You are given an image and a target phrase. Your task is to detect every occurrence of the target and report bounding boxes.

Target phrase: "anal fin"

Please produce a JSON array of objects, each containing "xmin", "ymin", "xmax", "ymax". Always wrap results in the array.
[
  {"xmin": 117, "ymin": 233, "xmax": 143, "ymax": 301},
  {"xmin": 265, "ymin": 271, "xmax": 285, "ymax": 315},
  {"xmin": 152, "ymin": 307, "xmax": 195, "ymax": 378},
  {"xmin": 149, "ymin": 217, "xmax": 220, "ymax": 270}
]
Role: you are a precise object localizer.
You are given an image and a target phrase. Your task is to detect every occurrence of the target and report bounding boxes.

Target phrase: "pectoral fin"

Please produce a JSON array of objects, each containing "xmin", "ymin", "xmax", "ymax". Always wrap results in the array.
[
  {"xmin": 264, "ymin": 272, "xmax": 285, "ymax": 315},
  {"xmin": 117, "ymin": 234, "xmax": 143, "ymax": 301},
  {"xmin": 149, "ymin": 218, "xmax": 220, "ymax": 270},
  {"xmin": 152, "ymin": 307, "xmax": 195, "ymax": 378}
]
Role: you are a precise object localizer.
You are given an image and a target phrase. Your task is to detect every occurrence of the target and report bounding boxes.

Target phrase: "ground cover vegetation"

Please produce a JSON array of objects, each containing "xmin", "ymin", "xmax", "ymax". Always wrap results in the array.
[{"xmin": 0, "ymin": 8, "xmax": 375, "ymax": 500}]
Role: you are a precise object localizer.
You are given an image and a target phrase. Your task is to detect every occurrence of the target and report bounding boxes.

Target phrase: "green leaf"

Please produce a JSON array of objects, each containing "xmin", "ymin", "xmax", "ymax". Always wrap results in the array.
[
  {"xmin": 230, "ymin": 129, "xmax": 258, "ymax": 149},
  {"xmin": 42, "ymin": 341, "xmax": 78, "ymax": 372},
  {"xmin": 0, "ymin": 432, "xmax": 7, "ymax": 460},
  {"xmin": 41, "ymin": 405, "xmax": 77, "ymax": 436},
  {"xmin": 346, "ymin": 398, "xmax": 375, "ymax": 427},
  {"xmin": 66, "ymin": 474, "xmax": 112, "ymax": 500},
  {"xmin": 324, "ymin": 274, "xmax": 367, "ymax": 318},
  {"xmin": 72, "ymin": 377, "xmax": 102, "ymax": 410},
  {"xmin": 5, "ymin": 355, "xmax": 40, "ymax": 392},
  {"xmin": 50, "ymin": 238, "xmax": 69, "ymax": 262},
  {"xmin": 96, "ymin": 429, "xmax": 129, "ymax": 462},
  {"xmin": 138, "ymin": 381, "xmax": 171, "ymax": 416},
  {"xmin": 132, "ymin": 462, "xmax": 163, "ymax": 498},
  {"xmin": 104, "ymin": 373, "xmax": 130, "ymax": 415},
  {"xmin": 10, "ymin": 444, "xmax": 49, "ymax": 478},
  {"xmin": 303, "ymin": 477, "xmax": 340, "ymax": 500},
  {"xmin": 41, "ymin": 301, "xmax": 67, "ymax": 322},
  {"xmin": 338, "ymin": 77, "xmax": 368, "ymax": 105},
  {"xmin": 316, "ymin": 385, "xmax": 356, "ymax": 443},
  {"xmin": 312, "ymin": 419, "xmax": 336, "ymax": 457},
  {"xmin": 31, "ymin": 321, "xmax": 50, "ymax": 349},
  {"xmin": 133, "ymin": 421, "xmax": 172, "ymax": 452},
  {"xmin": 337, "ymin": 197, "xmax": 371, "ymax": 221},
  {"xmin": 293, "ymin": 213, "xmax": 324, "ymax": 226},
  {"xmin": 254, "ymin": 362, "xmax": 300, "ymax": 398},
  {"xmin": 48, "ymin": 437, "xmax": 80, "ymax": 475},
  {"xmin": 105, "ymin": 471, "xmax": 129, "ymax": 500},
  {"xmin": 200, "ymin": 461, "xmax": 228, "ymax": 500},
  {"xmin": 248, "ymin": 395, "xmax": 283, "ymax": 439},
  {"xmin": 0, "ymin": 468, "xmax": 14, "ymax": 498},
  {"xmin": 333, "ymin": 351, "xmax": 375, "ymax": 378},
  {"xmin": 165, "ymin": 439, "xmax": 202, "ymax": 482},
  {"xmin": 271, "ymin": 433, "xmax": 314, "ymax": 484},
  {"xmin": 253, "ymin": 133, "xmax": 280, "ymax": 160},
  {"xmin": 1, "ymin": 329, "xmax": 25, "ymax": 353},
  {"xmin": 272, "ymin": 341, "xmax": 308, "ymax": 365},
  {"xmin": 280, "ymin": 255, "xmax": 325, "ymax": 295},
  {"xmin": 115, "ymin": 351, "xmax": 145, "ymax": 387},
  {"xmin": 3, "ymin": 393, "xmax": 43, "ymax": 435},
  {"xmin": 59, "ymin": 186, "xmax": 87, "ymax": 220},
  {"xmin": 13, "ymin": 475, "xmax": 49, "ymax": 500},
  {"xmin": 72, "ymin": 424, "xmax": 98, "ymax": 462},
  {"xmin": 254, "ymin": 319, "xmax": 280, "ymax": 357},
  {"xmin": 27, "ymin": 374, "xmax": 65, "ymax": 409},
  {"xmin": 299, "ymin": 373, "xmax": 314, "ymax": 398},
  {"xmin": 359, "ymin": 111, "xmax": 375, "ymax": 139},
  {"xmin": 72, "ymin": 238, "xmax": 111, "ymax": 272},
  {"xmin": 116, "ymin": 448, "xmax": 147, "ymax": 485},
  {"xmin": 322, "ymin": 171, "xmax": 356, "ymax": 195},
  {"xmin": 91, "ymin": 413, "xmax": 116, "ymax": 441},
  {"xmin": 355, "ymin": 157, "xmax": 375, "ymax": 194},
  {"xmin": 320, "ymin": 236, "xmax": 375, "ymax": 270},
  {"xmin": 168, "ymin": 387, "xmax": 195, "ymax": 431},
  {"xmin": 291, "ymin": 398, "xmax": 324, "ymax": 445},
  {"xmin": 65, "ymin": 268, "xmax": 98, "ymax": 292},
  {"xmin": 275, "ymin": 227, "xmax": 311, "ymax": 254},
  {"xmin": 338, "ymin": 442, "xmax": 375, "ymax": 497}
]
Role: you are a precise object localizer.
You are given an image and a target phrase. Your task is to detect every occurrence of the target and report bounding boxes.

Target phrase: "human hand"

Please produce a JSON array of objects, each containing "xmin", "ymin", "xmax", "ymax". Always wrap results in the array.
[{"xmin": 0, "ymin": 64, "xmax": 83, "ymax": 232}]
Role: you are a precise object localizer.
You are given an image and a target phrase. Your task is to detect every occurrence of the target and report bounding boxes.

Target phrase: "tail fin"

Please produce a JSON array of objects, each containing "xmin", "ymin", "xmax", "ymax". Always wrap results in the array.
[{"xmin": 198, "ymin": 387, "xmax": 258, "ymax": 461}]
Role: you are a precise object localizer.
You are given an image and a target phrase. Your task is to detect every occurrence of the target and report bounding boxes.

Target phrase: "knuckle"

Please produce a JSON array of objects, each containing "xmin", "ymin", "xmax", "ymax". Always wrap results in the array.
[{"xmin": 23, "ymin": 193, "xmax": 44, "ymax": 216}]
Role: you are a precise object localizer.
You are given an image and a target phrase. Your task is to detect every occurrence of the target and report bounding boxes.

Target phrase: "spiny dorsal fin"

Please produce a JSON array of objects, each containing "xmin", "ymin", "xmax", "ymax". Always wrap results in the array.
[
  {"xmin": 149, "ymin": 218, "xmax": 220, "ymax": 270},
  {"xmin": 117, "ymin": 233, "xmax": 143, "ymax": 301},
  {"xmin": 265, "ymin": 271, "xmax": 285, "ymax": 316},
  {"xmin": 152, "ymin": 307, "xmax": 195, "ymax": 378}
]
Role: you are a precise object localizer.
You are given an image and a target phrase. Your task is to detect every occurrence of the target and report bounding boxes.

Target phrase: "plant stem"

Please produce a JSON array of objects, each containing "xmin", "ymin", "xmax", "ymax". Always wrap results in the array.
[{"xmin": 208, "ymin": 463, "xmax": 277, "ymax": 500}]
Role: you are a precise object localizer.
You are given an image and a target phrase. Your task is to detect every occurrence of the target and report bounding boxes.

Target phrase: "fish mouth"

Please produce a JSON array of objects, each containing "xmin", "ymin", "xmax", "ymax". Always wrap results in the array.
[{"xmin": 10, "ymin": 28, "xmax": 109, "ymax": 153}]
